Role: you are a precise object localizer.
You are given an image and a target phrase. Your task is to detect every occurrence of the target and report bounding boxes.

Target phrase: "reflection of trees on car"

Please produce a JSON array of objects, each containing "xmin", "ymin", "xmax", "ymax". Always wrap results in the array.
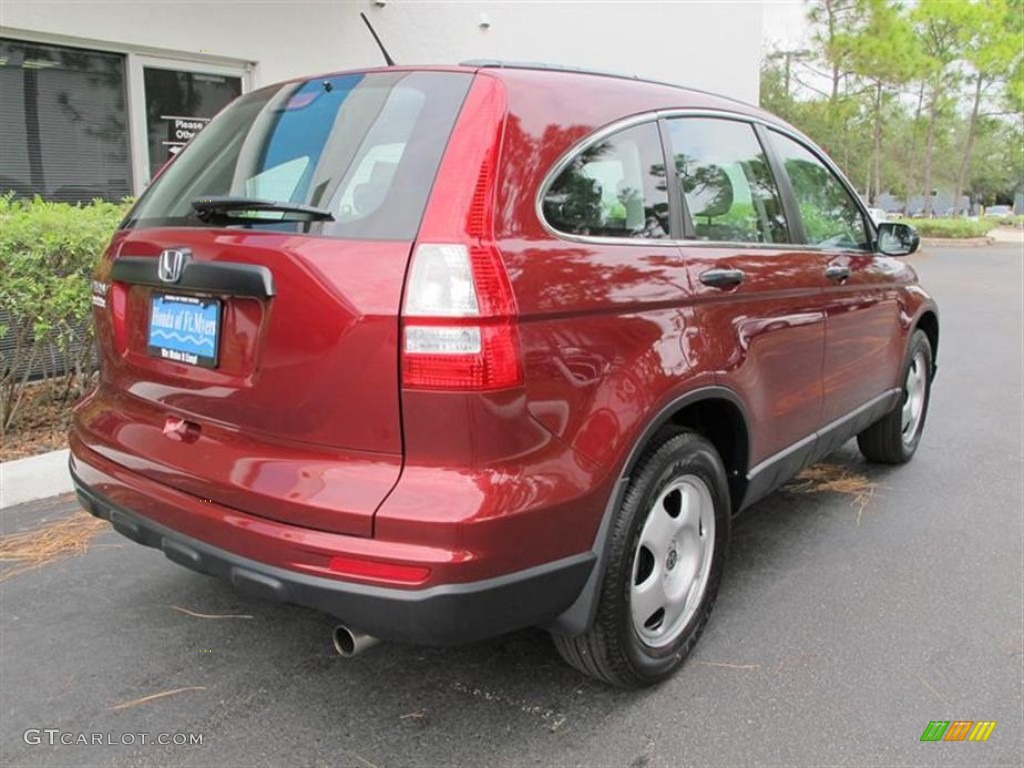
[
  {"xmin": 542, "ymin": 124, "xmax": 670, "ymax": 239},
  {"xmin": 785, "ymin": 158, "xmax": 863, "ymax": 247}
]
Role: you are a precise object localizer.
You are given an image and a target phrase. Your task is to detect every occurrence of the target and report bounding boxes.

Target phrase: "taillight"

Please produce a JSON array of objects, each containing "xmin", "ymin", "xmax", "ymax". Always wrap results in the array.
[
  {"xmin": 401, "ymin": 243, "xmax": 522, "ymax": 390},
  {"xmin": 401, "ymin": 75, "xmax": 521, "ymax": 391}
]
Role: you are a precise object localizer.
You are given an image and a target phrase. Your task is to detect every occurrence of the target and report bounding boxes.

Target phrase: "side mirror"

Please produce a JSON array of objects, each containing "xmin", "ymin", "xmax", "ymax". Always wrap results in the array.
[{"xmin": 877, "ymin": 222, "xmax": 920, "ymax": 256}]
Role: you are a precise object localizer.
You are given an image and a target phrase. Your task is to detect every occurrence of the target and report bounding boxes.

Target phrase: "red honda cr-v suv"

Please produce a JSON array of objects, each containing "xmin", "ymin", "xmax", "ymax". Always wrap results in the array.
[{"xmin": 70, "ymin": 62, "xmax": 938, "ymax": 687}]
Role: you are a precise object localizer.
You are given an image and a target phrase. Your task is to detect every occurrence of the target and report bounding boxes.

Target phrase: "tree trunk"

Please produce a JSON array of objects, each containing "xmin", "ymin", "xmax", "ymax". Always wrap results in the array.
[
  {"xmin": 872, "ymin": 81, "xmax": 883, "ymax": 204},
  {"xmin": 904, "ymin": 82, "xmax": 926, "ymax": 216},
  {"xmin": 828, "ymin": 1, "xmax": 840, "ymax": 102},
  {"xmin": 921, "ymin": 86, "xmax": 940, "ymax": 216},
  {"xmin": 953, "ymin": 77, "xmax": 984, "ymax": 216},
  {"xmin": 845, "ymin": 127, "xmax": 851, "ymax": 179}
]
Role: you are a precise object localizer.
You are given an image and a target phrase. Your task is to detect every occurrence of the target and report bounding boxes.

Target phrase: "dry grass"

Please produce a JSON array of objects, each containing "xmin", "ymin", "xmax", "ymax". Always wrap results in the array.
[
  {"xmin": 0, "ymin": 510, "xmax": 109, "ymax": 581},
  {"xmin": 108, "ymin": 686, "xmax": 206, "ymax": 712},
  {"xmin": 785, "ymin": 463, "xmax": 878, "ymax": 525},
  {"xmin": 171, "ymin": 606, "xmax": 253, "ymax": 620}
]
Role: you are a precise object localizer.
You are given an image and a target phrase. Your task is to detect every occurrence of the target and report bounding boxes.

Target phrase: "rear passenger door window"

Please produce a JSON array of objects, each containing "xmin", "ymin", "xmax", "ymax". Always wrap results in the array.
[
  {"xmin": 766, "ymin": 131, "xmax": 870, "ymax": 250},
  {"xmin": 665, "ymin": 118, "xmax": 789, "ymax": 244},
  {"xmin": 542, "ymin": 121, "xmax": 670, "ymax": 239}
]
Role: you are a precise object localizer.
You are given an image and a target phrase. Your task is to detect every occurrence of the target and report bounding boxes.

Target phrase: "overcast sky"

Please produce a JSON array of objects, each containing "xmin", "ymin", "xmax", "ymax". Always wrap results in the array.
[{"xmin": 762, "ymin": 0, "xmax": 813, "ymax": 50}]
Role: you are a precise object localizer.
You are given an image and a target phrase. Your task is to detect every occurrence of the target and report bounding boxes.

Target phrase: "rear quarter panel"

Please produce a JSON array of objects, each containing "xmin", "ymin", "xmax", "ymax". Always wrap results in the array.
[{"xmin": 492, "ymin": 72, "xmax": 726, "ymax": 479}]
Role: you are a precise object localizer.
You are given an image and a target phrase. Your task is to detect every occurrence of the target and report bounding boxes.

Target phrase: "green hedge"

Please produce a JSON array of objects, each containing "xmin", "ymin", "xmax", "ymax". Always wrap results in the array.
[
  {"xmin": 0, "ymin": 195, "xmax": 131, "ymax": 434},
  {"xmin": 910, "ymin": 218, "xmax": 994, "ymax": 239}
]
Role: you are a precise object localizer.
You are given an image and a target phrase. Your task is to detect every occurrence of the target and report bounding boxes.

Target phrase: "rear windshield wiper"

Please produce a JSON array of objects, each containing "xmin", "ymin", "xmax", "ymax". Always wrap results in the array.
[{"xmin": 191, "ymin": 196, "xmax": 335, "ymax": 223}]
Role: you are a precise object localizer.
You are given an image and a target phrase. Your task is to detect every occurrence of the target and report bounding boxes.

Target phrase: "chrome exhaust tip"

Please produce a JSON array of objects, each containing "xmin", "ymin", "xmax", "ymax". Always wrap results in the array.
[{"xmin": 332, "ymin": 625, "xmax": 380, "ymax": 657}]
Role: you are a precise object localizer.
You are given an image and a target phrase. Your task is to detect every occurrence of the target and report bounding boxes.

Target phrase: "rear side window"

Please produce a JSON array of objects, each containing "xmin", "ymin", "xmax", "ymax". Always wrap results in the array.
[
  {"xmin": 542, "ymin": 122, "xmax": 670, "ymax": 239},
  {"xmin": 126, "ymin": 71, "xmax": 472, "ymax": 240},
  {"xmin": 665, "ymin": 117, "xmax": 788, "ymax": 244},
  {"xmin": 767, "ymin": 130, "xmax": 870, "ymax": 250}
]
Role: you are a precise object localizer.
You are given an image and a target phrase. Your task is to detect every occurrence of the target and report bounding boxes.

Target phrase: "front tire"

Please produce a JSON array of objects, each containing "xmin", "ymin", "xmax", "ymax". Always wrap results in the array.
[
  {"xmin": 552, "ymin": 430, "xmax": 730, "ymax": 688},
  {"xmin": 857, "ymin": 329, "xmax": 933, "ymax": 464}
]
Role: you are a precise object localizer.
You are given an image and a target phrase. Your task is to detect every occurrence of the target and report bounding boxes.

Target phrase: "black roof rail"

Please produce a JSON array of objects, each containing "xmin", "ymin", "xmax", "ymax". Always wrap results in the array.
[
  {"xmin": 459, "ymin": 59, "xmax": 643, "ymax": 81},
  {"xmin": 459, "ymin": 59, "xmax": 759, "ymax": 111}
]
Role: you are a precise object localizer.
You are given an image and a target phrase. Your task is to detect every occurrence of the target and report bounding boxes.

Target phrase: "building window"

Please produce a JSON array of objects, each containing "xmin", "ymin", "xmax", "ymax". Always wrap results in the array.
[
  {"xmin": 142, "ymin": 67, "xmax": 242, "ymax": 180},
  {"xmin": 0, "ymin": 38, "xmax": 132, "ymax": 203}
]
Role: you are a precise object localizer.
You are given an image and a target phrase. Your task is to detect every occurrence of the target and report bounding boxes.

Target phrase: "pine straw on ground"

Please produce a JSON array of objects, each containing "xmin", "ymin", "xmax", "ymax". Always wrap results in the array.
[
  {"xmin": 784, "ymin": 463, "xmax": 878, "ymax": 525},
  {"xmin": 0, "ymin": 511, "xmax": 109, "ymax": 582}
]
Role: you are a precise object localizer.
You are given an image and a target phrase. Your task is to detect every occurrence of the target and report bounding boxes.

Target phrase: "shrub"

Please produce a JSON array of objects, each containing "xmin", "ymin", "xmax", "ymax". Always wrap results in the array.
[
  {"xmin": 910, "ymin": 218, "xmax": 994, "ymax": 239},
  {"xmin": 0, "ymin": 195, "xmax": 131, "ymax": 436}
]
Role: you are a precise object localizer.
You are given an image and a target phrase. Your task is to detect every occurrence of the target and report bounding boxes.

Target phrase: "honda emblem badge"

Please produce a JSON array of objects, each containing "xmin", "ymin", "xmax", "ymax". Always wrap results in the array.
[{"xmin": 157, "ymin": 248, "xmax": 189, "ymax": 283}]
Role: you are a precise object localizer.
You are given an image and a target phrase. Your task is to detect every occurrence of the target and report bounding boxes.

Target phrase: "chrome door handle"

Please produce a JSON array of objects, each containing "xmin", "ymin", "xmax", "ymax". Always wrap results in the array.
[
  {"xmin": 699, "ymin": 268, "xmax": 745, "ymax": 288},
  {"xmin": 825, "ymin": 264, "xmax": 851, "ymax": 281}
]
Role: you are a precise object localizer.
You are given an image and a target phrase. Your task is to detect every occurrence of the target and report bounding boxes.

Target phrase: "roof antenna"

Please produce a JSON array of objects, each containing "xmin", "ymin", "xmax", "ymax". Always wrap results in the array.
[{"xmin": 360, "ymin": 12, "xmax": 396, "ymax": 66}]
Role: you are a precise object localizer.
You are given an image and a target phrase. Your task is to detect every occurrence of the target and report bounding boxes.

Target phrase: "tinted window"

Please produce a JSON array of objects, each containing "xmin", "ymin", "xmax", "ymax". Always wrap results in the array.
[
  {"xmin": 768, "ymin": 130, "xmax": 869, "ymax": 250},
  {"xmin": 127, "ymin": 71, "xmax": 471, "ymax": 240},
  {"xmin": 0, "ymin": 38, "xmax": 131, "ymax": 203},
  {"xmin": 666, "ymin": 118, "xmax": 788, "ymax": 244},
  {"xmin": 543, "ymin": 122, "xmax": 669, "ymax": 239}
]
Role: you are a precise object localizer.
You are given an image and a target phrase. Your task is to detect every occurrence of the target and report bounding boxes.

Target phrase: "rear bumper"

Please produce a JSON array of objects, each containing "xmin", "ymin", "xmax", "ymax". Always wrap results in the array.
[{"xmin": 70, "ymin": 452, "xmax": 594, "ymax": 646}]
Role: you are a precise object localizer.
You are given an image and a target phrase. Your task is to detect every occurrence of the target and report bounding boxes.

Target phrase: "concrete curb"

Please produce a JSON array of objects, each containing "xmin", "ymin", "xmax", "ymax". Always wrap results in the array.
[{"xmin": 0, "ymin": 448, "xmax": 73, "ymax": 509}]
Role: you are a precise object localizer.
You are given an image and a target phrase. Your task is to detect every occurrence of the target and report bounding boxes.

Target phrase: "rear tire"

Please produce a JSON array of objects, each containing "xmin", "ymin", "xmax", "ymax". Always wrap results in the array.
[
  {"xmin": 552, "ymin": 430, "xmax": 730, "ymax": 688},
  {"xmin": 857, "ymin": 329, "xmax": 933, "ymax": 464}
]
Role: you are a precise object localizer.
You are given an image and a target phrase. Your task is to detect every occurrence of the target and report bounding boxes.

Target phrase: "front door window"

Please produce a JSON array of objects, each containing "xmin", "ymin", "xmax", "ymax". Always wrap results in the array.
[{"xmin": 767, "ymin": 130, "xmax": 870, "ymax": 250}]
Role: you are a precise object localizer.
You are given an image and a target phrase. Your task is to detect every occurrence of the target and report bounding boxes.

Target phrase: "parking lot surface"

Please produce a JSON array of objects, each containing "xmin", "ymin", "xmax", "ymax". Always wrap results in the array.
[{"xmin": 2, "ymin": 244, "xmax": 1022, "ymax": 767}]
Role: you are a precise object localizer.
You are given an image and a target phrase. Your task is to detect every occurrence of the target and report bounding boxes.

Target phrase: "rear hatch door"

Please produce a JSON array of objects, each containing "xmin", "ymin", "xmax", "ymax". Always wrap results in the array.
[{"xmin": 82, "ymin": 70, "xmax": 473, "ymax": 536}]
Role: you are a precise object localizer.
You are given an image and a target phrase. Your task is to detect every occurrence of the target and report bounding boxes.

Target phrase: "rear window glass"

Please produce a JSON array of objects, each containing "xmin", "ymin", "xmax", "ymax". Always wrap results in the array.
[
  {"xmin": 125, "ymin": 71, "xmax": 471, "ymax": 240},
  {"xmin": 542, "ymin": 121, "xmax": 670, "ymax": 240}
]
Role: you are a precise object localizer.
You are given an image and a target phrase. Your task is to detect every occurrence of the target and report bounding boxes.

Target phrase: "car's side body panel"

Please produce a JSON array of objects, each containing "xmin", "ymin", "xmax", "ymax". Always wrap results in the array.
[{"xmin": 821, "ymin": 252, "xmax": 917, "ymax": 422}]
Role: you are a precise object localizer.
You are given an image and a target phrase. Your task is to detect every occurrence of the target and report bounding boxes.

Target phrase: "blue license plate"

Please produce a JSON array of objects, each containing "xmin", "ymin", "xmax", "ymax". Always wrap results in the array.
[{"xmin": 147, "ymin": 293, "xmax": 221, "ymax": 368}]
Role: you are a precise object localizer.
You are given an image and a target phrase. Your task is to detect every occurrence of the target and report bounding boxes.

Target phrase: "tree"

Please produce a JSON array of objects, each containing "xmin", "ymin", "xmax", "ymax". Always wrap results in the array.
[
  {"xmin": 911, "ymin": 0, "xmax": 974, "ymax": 214},
  {"xmin": 808, "ymin": 0, "xmax": 860, "ymax": 101},
  {"xmin": 952, "ymin": 0, "xmax": 1023, "ymax": 214},
  {"xmin": 762, "ymin": 0, "xmax": 1024, "ymax": 211},
  {"xmin": 836, "ymin": 0, "xmax": 924, "ymax": 203}
]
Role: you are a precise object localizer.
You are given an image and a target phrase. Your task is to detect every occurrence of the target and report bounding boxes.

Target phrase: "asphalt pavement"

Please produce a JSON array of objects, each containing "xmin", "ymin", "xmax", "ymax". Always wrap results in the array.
[{"xmin": 2, "ymin": 243, "xmax": 1022, "ymax": 767}]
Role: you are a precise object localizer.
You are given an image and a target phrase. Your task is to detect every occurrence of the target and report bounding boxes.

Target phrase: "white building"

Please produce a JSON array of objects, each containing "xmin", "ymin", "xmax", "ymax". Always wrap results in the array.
[{"xmin": 1, "ymin": 0, "xmax": 764, "ymax": 200}]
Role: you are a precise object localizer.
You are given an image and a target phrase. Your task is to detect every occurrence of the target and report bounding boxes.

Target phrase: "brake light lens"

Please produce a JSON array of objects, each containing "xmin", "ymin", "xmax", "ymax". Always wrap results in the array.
[{"xmin": 402, "ymin": 243, "xmax": 522, "ymax": 390}]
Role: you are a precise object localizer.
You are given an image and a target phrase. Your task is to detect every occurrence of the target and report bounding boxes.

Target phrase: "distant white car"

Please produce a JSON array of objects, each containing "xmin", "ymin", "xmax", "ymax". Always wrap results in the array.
[
  {"xmin": 983, "ymin": 205, "xmax": 1013, "ymax": 218},
  {"xmin": 866, "ymin": 207, "xmax": 888, "ymax": 225}
]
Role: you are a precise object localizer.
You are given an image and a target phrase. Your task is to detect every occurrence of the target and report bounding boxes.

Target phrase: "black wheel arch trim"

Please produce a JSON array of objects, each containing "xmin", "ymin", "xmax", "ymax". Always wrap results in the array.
[
  {"xmin": 911, "ymin": 304, "xmax": 940, "ymax": 376},
  {"xmin": 545, "ymin": 385, "xmax": 750, "ymax": 637}
]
